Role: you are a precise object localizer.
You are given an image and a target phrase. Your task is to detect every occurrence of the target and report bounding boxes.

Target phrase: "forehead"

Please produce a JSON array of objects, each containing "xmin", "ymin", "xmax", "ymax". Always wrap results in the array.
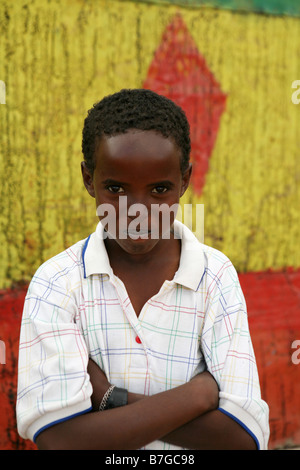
[{"xmin": 94, "ymin": 130, "xmax": 181, "ymax": 175}]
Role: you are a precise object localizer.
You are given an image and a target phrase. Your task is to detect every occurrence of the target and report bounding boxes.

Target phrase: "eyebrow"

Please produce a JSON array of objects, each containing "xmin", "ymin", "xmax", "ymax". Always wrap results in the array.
[
  {"xmin": 101, "ymin": 178, "xmax": 127, "ymax": 186},
  {"xmin": 146, "ymin": 180, "xmax": 175, "ymax": 188},
  {"xmin": 101, "ymin": 178, "xmax": 175, "ymax": 187}
]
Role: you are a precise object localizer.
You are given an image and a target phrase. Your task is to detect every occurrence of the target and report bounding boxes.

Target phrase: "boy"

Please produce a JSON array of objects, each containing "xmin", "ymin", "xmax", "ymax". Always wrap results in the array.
[{"xmin": 16, "ymin": 89, "xmax": 269, "ymax": 449}]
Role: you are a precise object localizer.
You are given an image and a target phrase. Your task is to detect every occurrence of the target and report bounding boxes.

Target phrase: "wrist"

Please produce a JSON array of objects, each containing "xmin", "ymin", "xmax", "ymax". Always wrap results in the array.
[
  {"xmin": 99, "ymin": 385, "xmax": 128, "ymax": 411},
  {"xmin": 127, "ymin": 391, "xmax": 144, "ymax": 404}
]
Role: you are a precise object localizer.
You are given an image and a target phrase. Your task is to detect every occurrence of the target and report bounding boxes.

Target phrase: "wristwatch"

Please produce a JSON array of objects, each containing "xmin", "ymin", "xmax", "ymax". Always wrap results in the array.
[{"xmin": 105, "ymin": 386, "xmax": 128, "ymax": 409}]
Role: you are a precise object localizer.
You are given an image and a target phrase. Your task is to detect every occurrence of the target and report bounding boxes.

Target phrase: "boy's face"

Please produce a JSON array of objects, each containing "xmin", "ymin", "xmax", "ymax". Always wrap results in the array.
[{"xmin": 82, "ymin": 129, "xmax": 191, "ymax": 255}]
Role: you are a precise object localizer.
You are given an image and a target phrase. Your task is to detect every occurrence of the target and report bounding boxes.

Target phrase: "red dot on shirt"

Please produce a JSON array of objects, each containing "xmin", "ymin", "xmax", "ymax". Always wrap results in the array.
[{"xmin": 135, "ymin": 336, "xmax": 142, "ymax": 344}]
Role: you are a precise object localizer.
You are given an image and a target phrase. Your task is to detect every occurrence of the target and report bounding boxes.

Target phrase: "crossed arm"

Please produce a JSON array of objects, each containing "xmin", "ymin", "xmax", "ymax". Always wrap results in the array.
[{"xmin": 36, "ymin": 359, "xmax": 256, "ymax": 450}]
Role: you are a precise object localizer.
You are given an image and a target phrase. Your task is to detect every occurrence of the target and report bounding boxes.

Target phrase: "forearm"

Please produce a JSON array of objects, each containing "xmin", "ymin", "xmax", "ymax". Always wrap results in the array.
[
  {"xmin": 162, "ymin": 409, "xmax": 257, "ymax": 450},
  {"xmin": 36, "ymin": 376, "xmax": 217, "ymax": 450},
  {"xmin": 126, "ymin": 391, "xmax": 256, "ymax": 450},
  {"xmin": 86, "ymin": 360, "xmax": 255, "ymax": 450}
]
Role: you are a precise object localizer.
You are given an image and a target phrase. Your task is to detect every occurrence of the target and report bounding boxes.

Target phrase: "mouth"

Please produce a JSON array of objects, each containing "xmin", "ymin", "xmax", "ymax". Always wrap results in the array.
[{"xmin": 125, "ymin": 230, "xmax": 151, "ymax": 239}]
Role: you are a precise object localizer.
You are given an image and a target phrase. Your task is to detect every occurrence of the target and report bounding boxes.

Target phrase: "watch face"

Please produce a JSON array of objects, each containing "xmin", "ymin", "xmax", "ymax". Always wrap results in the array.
[{"xmin": 106, "ymin": 387, "xmax": 128, "ymax": 409}]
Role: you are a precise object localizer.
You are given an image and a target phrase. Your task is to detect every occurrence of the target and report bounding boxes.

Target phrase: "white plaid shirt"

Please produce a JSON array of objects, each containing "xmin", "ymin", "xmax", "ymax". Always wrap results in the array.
[{"xmin": 16, "ymin": 221, "xmax": 269, "ymax": 449}]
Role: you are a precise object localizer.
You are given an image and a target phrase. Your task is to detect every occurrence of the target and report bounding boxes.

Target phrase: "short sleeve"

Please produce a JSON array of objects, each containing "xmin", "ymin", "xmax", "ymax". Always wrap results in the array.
[
  {"xmin": 16, "ymin": 259, "xmax": 93, "ymax": 442},
  {"xmin": 201, "ymin": 258, "xmax": 270, "ymax": 450}
]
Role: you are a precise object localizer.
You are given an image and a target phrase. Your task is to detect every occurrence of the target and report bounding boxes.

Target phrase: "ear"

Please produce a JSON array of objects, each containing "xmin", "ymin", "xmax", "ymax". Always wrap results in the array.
[
  {"xmin": 180, "ymin": 163, "xmax": 192, "ymax": 197},
  {"xmin": 81, "ymin": 161, "xmax": 95, "ymax": 198}
]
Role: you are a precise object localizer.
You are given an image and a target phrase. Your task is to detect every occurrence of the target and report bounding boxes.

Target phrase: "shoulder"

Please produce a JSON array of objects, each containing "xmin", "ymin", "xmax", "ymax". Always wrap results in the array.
[
  {"xmin": 199, "ymin": 243, "xmax": 241, "ymax": 294},
  {"xmin": 177, "ymin": 221, "xmax": 239, "ymax": 291},
  {"xmin": 201, "ymin": 243, "xmax": 235, "ymax": 273},
  {"xmin": 28, "ymin": 237, "xmax": 88, "ymax": 294},
  {"xmin": 197, "ymin": 244, "xmax": 246, "ymax": 315}
]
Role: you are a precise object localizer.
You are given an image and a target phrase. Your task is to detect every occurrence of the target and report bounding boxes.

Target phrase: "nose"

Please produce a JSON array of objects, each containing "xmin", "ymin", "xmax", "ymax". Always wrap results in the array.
[
  {"xmin": 126, "ymin": 193, "xmax": 150, "ymax": 220},
  {"xmin": 127, "ymin": 201, "xmax": 149, "ymax": 223}
]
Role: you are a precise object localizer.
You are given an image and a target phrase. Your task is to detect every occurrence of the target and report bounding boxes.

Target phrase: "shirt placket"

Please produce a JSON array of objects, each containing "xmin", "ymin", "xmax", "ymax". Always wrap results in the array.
[{"xmin": 109, "ymin": 274, "xmax": 152, "ymax": 394}]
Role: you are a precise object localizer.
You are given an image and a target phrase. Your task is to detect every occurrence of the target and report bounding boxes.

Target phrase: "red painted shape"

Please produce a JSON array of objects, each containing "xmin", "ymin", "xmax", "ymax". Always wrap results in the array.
[
  {"xmin": 1, "ymin": 269, "xmax": 300, "ymax": 449},
  {"xmin": 143, "ymin": 13, "xmax": 227, "ymax": 195},
  {"xmin": 239, "ymin": 269, "xmax": 300, "ymax": 448},
  {"xmin": 0, "ymin": 286, "xmax": 36, "ymax": 450}
]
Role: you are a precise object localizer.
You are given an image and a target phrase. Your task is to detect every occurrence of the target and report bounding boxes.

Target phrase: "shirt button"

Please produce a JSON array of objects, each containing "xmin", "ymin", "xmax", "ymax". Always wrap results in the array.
[{"xmin": 135, "ymin": 336, "xmax": 142, "ymax": 344}]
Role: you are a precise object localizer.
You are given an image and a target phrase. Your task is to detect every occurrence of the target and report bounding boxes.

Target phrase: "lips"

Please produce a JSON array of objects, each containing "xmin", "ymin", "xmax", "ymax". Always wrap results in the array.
[{"xmin": 125, "ymin": 230, "xmax": 151, "ymax": 238}]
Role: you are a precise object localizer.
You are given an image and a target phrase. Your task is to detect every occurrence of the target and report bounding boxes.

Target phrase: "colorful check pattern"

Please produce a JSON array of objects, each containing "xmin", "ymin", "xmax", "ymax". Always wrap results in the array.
[{"xmin": 16, "ymin": 221, "xmax": 269, "ymax": 449}]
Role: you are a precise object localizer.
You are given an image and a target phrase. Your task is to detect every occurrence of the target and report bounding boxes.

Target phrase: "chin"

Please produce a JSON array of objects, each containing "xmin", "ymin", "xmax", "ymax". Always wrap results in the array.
[{"xmin": 117, "ymin": 238, "xmax": 159, "ymax": 255}]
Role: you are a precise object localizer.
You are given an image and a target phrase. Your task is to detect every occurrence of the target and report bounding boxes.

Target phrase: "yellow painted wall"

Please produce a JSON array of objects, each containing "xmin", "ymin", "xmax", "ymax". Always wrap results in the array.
[{"xmin": 0, "ymin": 0, "xmax": 299, "ymax": 288}]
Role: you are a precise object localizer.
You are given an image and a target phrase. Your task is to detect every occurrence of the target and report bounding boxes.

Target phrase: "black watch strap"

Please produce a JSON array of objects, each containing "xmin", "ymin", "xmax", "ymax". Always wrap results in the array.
[{"xmin": 105, "ymin": 386, "xmax": 128, "ymax": 409}]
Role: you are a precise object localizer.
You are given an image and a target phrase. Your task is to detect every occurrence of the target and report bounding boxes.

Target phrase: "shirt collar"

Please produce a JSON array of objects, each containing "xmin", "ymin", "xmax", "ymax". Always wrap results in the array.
[
  {"xmin": 82, "ymin": 220, "xmax": 204, "ymax": 291},
  {"xmin": 172, "ymin": 220, "xmax": 205, "ymax": 291},
  {"xmin": 82, "ymin": 223, "xmax": 112, "ymax": 278}
]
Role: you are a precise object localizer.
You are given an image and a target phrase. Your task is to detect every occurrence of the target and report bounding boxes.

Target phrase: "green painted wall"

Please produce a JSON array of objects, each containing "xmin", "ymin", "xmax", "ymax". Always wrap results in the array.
[{"xmin": 133, "ymin": 0, "xmax": 300, "ymax": 17}]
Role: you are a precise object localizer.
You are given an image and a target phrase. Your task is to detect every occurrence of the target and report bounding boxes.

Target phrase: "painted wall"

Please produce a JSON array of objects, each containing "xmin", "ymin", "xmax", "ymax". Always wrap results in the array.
[
  {"xmin": 135, "ymin": 0, "xmax": 300, "ymax": 17},
  {"xmin": 0, "ymin": 0, "xmax": 299, "ymax": 449}
]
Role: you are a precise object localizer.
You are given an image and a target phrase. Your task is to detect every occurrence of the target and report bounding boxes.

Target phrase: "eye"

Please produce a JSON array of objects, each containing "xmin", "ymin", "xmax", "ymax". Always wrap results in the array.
[
  {"xmin": 152, "ymin": 185, "xmax": 168, "ymax": 194},
  {"xmin": 107, "ymin": 185, "xmax": 125, "ymax": 193}
]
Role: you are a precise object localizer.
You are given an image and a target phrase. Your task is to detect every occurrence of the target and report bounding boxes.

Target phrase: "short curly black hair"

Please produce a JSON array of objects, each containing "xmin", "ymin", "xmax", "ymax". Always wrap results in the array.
[{"xmin": 81, "ymin": 88, "xmax": 191, "ymax": 176}]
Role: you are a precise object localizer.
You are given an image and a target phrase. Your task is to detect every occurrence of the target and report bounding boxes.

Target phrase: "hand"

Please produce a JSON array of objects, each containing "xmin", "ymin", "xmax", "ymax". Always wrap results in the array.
[{"xmin": 87, "ymin": 358, "xmax": 111, "ymax": 411}]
